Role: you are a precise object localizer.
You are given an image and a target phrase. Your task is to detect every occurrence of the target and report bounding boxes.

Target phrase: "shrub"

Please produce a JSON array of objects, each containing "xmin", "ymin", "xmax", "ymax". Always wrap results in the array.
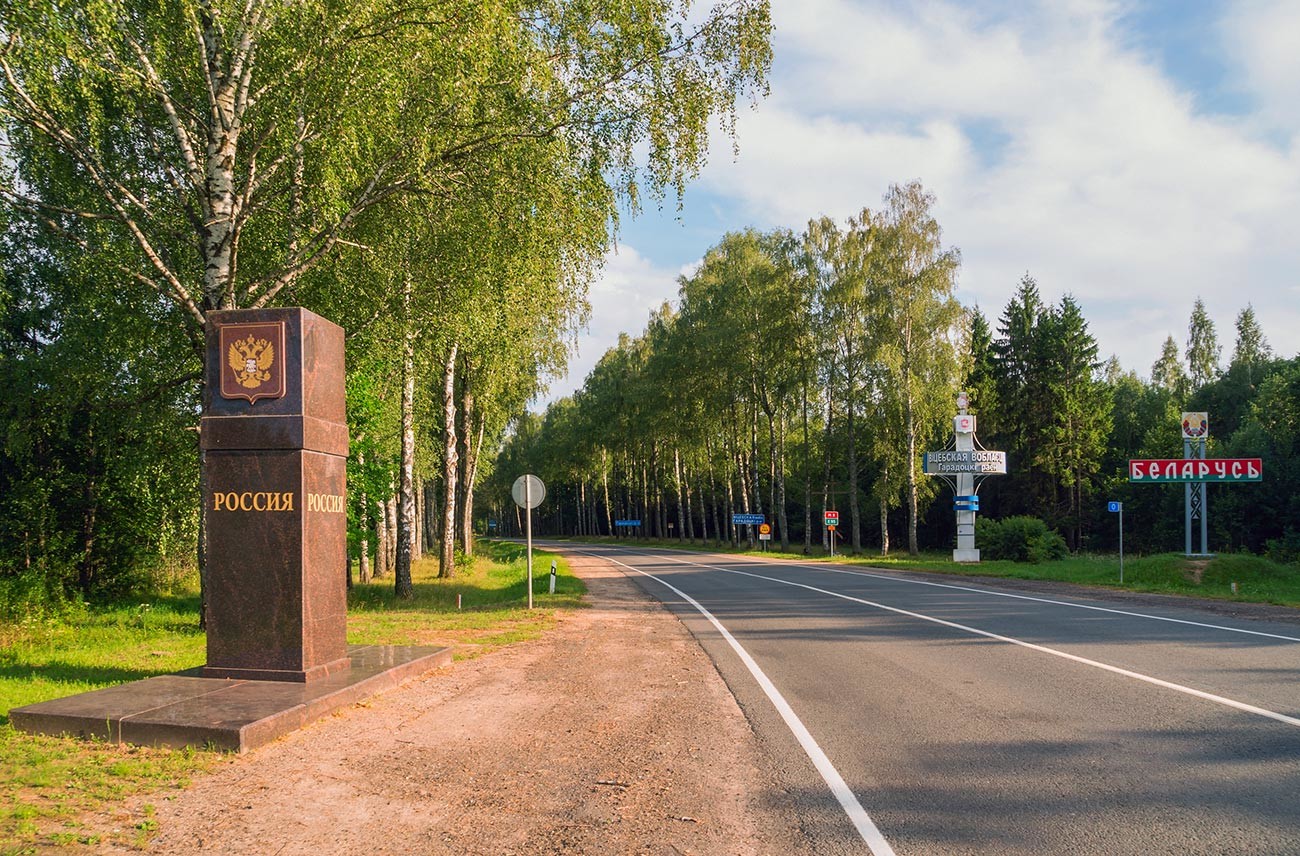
[
  {"xmin": 1265, "ymin": 529, "xmax": 1300, "ymax": 566},
  {"xmin": 978, "ymin": 516, "xmax": 1068, "ymax": 563}
]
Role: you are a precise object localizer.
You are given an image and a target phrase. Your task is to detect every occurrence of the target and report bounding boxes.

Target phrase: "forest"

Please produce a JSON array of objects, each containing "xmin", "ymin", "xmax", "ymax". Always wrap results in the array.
[
  {"xmin": 0, "ymin": 0, "xmax": 773, "ymax": 606},
  {"xmin": 489, "ymin": 182, "xmax": 1300, "ymax": 565}
]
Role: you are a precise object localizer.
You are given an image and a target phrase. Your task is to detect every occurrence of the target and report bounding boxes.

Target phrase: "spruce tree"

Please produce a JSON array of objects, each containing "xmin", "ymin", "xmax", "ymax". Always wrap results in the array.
[
  {"xmin": 1186, "ymin": 298, "xmax": 1222, "ymax": 390},
  {"xmin": 1151, "ymin": 335, "xmax": 1190, "ymax": 400}
]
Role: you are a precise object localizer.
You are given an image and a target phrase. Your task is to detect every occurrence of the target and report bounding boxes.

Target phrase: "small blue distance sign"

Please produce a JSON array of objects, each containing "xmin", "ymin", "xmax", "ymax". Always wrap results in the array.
[{"xmin": 1107, "ymin": 501, "xmax": 1122, "ymax": 513}]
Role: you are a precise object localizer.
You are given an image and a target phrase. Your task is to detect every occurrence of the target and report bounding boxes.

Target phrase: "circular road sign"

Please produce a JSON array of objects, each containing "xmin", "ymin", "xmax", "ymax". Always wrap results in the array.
[
  {"xmin": 511, "ymin": 474, "xmax": 546, "ymax": 509},
  {"xmin": 758, "ymin": 523, "xmax": 772, "ymax": 535}
]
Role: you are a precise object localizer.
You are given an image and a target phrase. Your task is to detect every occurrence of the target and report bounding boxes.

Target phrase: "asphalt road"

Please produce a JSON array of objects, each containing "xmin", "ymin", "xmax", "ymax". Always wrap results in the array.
[{"xmin": 559, "ymin": 542, "xmax": 1300, "ymax": 856}]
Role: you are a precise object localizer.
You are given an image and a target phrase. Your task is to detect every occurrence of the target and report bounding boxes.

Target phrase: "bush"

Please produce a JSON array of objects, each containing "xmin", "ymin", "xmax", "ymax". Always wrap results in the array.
[
  {"xmin": 1265, "ymin": 529, "xmax": 1300, "ymax": 566},
  {"xmin": 977, "ymin": 516, "xmax": 1068, "ymax": 563},
  {"xmin": 0, "ymin": 570, "xmax": 84, "ymax": 622}
]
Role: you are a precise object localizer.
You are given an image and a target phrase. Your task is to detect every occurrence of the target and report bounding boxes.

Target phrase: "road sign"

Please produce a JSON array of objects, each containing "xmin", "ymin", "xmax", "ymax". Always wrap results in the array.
[
  {"xmin": 758, "ymin": 523, "xmax": 772, "ymax": 535},
  {"xmin": 824, "ymin": 511, "xmax": 840, "ymax": 526},
  {"xmin": 732, "ymin": 513, "xmax": 765, "ymax": 526},
  {"xmin": 923, "ymin": 450, "xmax": 1007, "ymax": 475},
  {"xmin": 1128, "ymin": 458, "xmax": 1262, "ymax": 483},
  {"xmin": 614, "ymin": 519, "xmax": 641, "ymax": 527},
  {"xmin": 511, "ymin": 474, "xmax": 546, "ymax": 611},
  {"xmin": 511, "ymin": 474, "xmax": 546, "ymax": 509},
  {"xmin": 1108, "ymin": 501, "xmax": 1125, "ymax": 582}
]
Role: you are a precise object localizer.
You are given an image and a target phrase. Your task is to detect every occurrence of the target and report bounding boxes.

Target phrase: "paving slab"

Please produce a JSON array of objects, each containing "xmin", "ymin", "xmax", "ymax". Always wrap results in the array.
[{"xmin": 10, "ymin": 644, "xmax": 451, "ymax": 753}]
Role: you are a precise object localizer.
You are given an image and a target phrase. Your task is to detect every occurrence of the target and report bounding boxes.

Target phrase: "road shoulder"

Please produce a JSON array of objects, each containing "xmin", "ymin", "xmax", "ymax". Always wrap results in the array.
[{"xmin": 99, "ymin": 549, "xmax": 808, "ymax": 855}]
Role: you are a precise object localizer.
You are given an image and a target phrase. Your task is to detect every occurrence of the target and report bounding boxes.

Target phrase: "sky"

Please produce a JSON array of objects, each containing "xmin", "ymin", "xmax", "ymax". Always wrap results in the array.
[{"xmin": 538, "ymin": 0, "xmax": 1300, "ymax": 407}]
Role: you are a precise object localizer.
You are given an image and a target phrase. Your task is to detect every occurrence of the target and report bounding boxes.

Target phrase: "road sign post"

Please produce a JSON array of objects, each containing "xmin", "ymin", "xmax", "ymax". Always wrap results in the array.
[
  {"xmin": 922, "ymin": 393, "xmax": 1007, "ymax": 563},
  {"xmin": 511, "ymin": 474, "xmax": 546, "ymax": 609},
  {"xmin": 1108, "ymin": 501, "xmax": 1124, "ymax": 583},
  {"xmin": 823, "ymin": 511, "xmax": 840, "ymax": 557},
  {"xmin": 1127, "ymin": 413, "xmax": 1262, "ymax": 557}
]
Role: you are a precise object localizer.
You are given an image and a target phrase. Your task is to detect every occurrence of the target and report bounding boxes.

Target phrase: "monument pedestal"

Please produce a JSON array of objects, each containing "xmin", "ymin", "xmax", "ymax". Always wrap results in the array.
[
  {"xmin": 11, "ymin": 307, "xmax": 454, "ymax": 753},
  {"xmin": 200, "ymin": 308, "xmax": 349, "ymax": 682}
]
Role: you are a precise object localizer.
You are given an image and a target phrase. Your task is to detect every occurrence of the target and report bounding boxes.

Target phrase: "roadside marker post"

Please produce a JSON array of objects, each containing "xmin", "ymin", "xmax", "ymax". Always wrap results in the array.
[
  {"xmin": 1108, "ymin": 501, "xmax": 1124, "ymax": 583},
  {"xmin": 1128, "ymin": 413, "xmax": 1262, "ymax": 556},
  {"xmin": 549, "ymin": 559, "xmax": 557, "ymax": 595},
  {"xmin": 824, "ymin": 511, "xmax": 840, "ymax": 557},
  {"xmin": 922, "ymin": 392, "xmax": 1007, "ymax": 563},
  {"xmin": 511, "ymin": 474, "xmax": 546, "ymax": 609}
]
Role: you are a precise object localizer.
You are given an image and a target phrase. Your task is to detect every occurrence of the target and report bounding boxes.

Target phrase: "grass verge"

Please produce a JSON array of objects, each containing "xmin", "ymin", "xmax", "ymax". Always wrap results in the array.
[
  {"xmin": 0, "ymin": 541, "xmax": 582, "ymax": 853},
  {"xmin": 558, "ymin": 535, "xmax": 1300, "ymax": 608}
]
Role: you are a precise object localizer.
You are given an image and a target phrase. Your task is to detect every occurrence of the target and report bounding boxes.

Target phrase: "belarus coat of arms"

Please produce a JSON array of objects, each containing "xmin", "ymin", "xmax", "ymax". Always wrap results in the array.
[{"xmin": 218, "ymin": 322, "xmax": 286, "ymax": 403}]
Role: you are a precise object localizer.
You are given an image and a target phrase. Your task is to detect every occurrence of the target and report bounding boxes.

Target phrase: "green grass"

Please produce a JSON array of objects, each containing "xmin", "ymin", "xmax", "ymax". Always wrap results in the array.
[
  {"xmin": 0, "ymin": 541, "xmax": 583, "ymax": 852},
  {"xmin": 347, "ymin": 541, "xmax": 586, "ymax": 658},
  {"xmin": 558, "ymin": 535, "xmax": 1300, "ymax": 608}
]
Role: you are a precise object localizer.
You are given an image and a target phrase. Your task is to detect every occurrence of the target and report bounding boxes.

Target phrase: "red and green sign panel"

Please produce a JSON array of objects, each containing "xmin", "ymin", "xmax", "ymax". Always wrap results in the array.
[{"xmin": 1129, "ymin": 458, "xmax": 1263, "ymax": 483}]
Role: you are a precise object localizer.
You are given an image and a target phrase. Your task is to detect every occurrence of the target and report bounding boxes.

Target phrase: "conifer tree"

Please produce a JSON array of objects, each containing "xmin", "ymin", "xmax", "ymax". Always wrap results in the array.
[{"xmin": 1186, "ymin": 298, "xmax": 1222, "ymax": 390}]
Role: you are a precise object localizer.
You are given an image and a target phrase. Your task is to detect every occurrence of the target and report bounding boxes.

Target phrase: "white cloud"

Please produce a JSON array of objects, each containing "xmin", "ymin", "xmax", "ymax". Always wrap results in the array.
[
  {"xmin": 542, "ymin": 0, "xmax": 1300, "ymax": 405},
  {"xmin": 691, "ymin": 0, "xmax": 1300, "ymax": 375},
  {"xmin": 1222, "ymin": 0, "xmax": 1300, "ymax": 132}
]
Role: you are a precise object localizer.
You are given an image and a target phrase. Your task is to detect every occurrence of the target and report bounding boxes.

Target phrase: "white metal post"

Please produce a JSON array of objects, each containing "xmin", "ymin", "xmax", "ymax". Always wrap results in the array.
[
  {"xmin": 525, "ymin": 478, "xmax": 533, "ymax": 610},
  {"xmin": 1119, "ymin": 504, "xmax": 1124, "ymax": 584}
]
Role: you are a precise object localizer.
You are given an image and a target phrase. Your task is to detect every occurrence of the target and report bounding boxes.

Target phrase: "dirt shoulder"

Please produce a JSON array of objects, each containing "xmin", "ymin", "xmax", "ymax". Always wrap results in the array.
[{"xmin": 96, "ymin": 551, "xmax": 808, "ymax": 855}]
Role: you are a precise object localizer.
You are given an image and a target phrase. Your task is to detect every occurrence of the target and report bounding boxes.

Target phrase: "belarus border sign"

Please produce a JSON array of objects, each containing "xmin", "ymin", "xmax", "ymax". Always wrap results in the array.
[
  {"xmin": 1129, "ymin": 458, "xmax": 1262, "ymax": 483},
  {"xmin": 923, "ymin": 450, "xmax": 1007, "ymax": 475},
  {"xmin": 732, "ymin": 513, "xmax": 765, "ymax": 526}
]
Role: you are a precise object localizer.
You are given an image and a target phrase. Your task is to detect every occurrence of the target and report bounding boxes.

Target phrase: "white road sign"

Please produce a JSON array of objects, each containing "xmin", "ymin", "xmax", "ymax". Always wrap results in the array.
[{"xmin": 512, "ymin": 474, "xmax": 546, "ymax": 509}]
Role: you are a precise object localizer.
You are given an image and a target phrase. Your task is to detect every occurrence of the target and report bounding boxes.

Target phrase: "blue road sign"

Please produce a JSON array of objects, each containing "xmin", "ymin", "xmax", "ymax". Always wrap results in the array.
[
  {"xmin": 614, "ymin": 519, "xmax": 641, "ymax": 527},
  {"xmin": 1108, "ymin": 501, "xmax": 1121, "ymax": 513},
  {"xmin": 732, "ymin": 513, "xmax": 766, "ymax": 525}
]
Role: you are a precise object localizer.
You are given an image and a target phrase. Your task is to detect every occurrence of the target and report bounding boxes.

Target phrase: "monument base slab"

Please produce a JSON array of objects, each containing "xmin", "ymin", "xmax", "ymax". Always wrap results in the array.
[
  {"xmin": 953, "ymin": 547, "xmax": 981, "ymax": 563},
  {"xmin": 200, "ymin": 654, "xmax": 353, "ymax": 683},
  {"xmin": 10, "ymin": 645, "xmax": 450, "ymax": 754}
]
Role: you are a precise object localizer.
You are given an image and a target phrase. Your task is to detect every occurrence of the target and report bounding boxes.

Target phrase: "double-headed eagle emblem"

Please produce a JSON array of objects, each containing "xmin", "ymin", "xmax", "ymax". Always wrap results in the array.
[{"xmin": 228, "ymin": 334, "xmax": 275, "ymax": 389}]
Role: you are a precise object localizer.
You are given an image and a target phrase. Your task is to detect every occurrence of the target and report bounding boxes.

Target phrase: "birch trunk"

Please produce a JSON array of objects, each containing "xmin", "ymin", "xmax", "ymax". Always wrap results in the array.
[
  {"xmin": 674, "ymin": 448, "xmax": 686, "ymax": 541},
  {"xmin": 439, "ymin": 343, "xmax": 460, "ymax": 577},
  {"xmin": 602, "ymin": 449, "xmax": 613, "ymax": 536},
  {"xmin": 777, "ymin": 414, "xmax": 789, "ymax": 551},
  {"xmin": 358, "ymin": 451, "xmax": 371, "ymax": 583},
  {"xmin": 395, "ymin": 285, "xmax": 416, "ymax": 599},
  {"xmin": 386, "ymin": 496, "xmax": 397, "ymax": 575}
]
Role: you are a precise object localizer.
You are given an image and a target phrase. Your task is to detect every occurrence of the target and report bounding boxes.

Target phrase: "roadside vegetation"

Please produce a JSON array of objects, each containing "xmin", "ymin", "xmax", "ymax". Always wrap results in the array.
[
  {"xmin": 0, "ymin": 542, "xmax": 581, "ymax": 853},
  {"xmin": 564, "ymin": 535, "xmax": 1300, "ymax": 609}
]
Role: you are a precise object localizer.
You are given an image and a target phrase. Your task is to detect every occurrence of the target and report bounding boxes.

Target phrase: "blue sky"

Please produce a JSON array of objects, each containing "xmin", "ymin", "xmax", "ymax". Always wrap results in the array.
[{"xmin": 541, "ymin": 0, "xmax": 1300, "ymax": 406}]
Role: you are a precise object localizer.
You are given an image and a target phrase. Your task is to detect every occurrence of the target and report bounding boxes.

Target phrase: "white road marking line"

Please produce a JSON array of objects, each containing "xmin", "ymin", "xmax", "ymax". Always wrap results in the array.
[
  {"xmin": 743, "ymin": 557, "xmax": 1300, "ymax": 644},
  {"xmin": 629, "ymin": 549, "xmax": 1300, "ymax": 730},
  {"xmin": 580, "ymin": 550, "xmax": 897, "ymax": 856}
]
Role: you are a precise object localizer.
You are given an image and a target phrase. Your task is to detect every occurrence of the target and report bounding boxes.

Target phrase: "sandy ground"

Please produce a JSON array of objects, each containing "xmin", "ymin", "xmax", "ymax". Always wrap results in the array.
[{"xmin": 94, "ymin": 551, "xmax": 809, "ymax": 855}]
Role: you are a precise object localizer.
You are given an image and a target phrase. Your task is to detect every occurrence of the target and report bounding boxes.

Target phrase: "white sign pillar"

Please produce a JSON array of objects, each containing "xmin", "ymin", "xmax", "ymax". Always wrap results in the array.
[
  {"xmin": 953, "ymin": 400, "xmax": 979, "ymax": 563},
  {"xmin": 511, "ymin": 474, "xmax": 546, "ymax": 609}
]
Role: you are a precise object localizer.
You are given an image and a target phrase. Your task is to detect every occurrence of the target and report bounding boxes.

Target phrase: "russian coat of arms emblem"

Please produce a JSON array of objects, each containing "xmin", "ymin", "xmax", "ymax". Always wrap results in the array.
[
  {"xmin": 218, "ymin": 322, "xmax": 286, "ymax": 403},
  {"xmin": 229, "ymin": 335, "xmax": 275, "ymax": 388}
]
